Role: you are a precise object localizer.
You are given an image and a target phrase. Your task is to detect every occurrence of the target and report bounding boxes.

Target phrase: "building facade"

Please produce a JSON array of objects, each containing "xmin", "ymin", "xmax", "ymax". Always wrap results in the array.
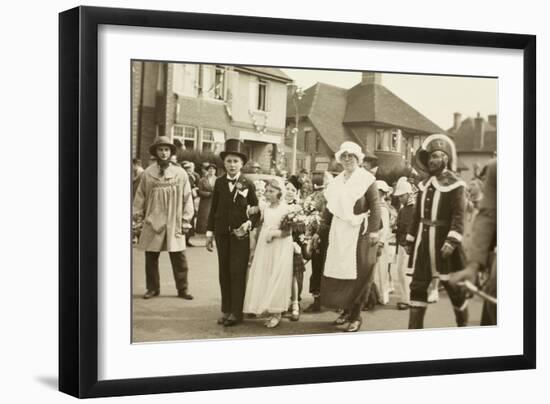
[
  {"xmin": 285, "ymin": 72, "xmax": 445, "ymax": 179},
  {"xmin": 132, "ymin": 61, "xmax": 292, "ymax": 170}
]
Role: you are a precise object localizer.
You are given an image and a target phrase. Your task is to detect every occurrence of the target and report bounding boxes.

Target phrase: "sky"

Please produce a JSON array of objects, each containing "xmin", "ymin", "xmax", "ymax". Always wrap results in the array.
[{"xmin": 281, "ymin": 68, "xmax": 498, "ymax": 130}]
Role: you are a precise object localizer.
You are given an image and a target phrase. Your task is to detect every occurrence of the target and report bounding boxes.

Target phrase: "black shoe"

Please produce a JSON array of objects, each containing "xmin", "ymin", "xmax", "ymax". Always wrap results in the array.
[
  {"xmin": 143, "ymin": 290, "xmax": 159, "ymax": 299},
  {"xmin": 177, "ymin": 291, "xmax": 194, "ymax": 300},
  {"xmin": 333, "ymin": 312, "xmax": 349, "ymax": 325},
  {"xmin": 397, "ymin": 302, "xmax": 410, "ymax": 310},
  {"xmin": 408, "ymin": 306, "xmax": 427, "ymax": 329},
  {"xmin": 223, "ymin": 314, "xmax": 241, "ymax": 327},
  {"xmin": 345, "ymin": 319, "xmax": 363, "ymax": 332},
  {"xmin": 303, "ymin": 297, "xmax": 321, "ymax": 313},
  {"xmin": 454, "ymin": 307, "xmax": 469, "ymax": 327},
  {"xmin": 217, "ymin": 313, "xmax": 230, "ymax": 325}
]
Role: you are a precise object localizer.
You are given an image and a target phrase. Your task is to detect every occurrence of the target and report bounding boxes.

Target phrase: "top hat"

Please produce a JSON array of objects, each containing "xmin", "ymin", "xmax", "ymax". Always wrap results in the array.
[
  {"xmin": 220, "ymin": 138, "xmax": 248, "ymax": 164},
  {"xmin": 149, "ymin": 136, "xmax": 177, "ymax": 156},
  {"xmin": 415, "ymin": 134, "xmax": 457, "ymax": 172}
]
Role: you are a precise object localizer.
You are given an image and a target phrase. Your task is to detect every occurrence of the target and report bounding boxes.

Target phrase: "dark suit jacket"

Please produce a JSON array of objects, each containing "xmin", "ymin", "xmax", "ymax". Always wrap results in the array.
[{"xmin": 207, "ymin": 174, "xmax": 259, "ymax": 235}]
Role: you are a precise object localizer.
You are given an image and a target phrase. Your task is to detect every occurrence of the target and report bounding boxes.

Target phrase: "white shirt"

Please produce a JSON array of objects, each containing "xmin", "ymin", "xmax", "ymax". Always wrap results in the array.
[
  {"xmin": 227, "ymin": 173, "xmax": 241, "ymax": 192},
  {"xmin": 206, "ymin": 172, "xmax": 243, "ymax": 239}
]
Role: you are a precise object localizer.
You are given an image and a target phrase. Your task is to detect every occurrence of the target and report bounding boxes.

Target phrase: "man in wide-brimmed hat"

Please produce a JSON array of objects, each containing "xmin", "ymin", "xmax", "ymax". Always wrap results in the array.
[
  {"xmin": 406, "ymin": 134, "xmax": 469, "ymax": 328},
  {"xmin": 206, "ymin": 139, "xmax": 260, "ymax": 326},
  {"xmin": 133, "ymin": 136, "xmax": 195, "ymax": 300}
]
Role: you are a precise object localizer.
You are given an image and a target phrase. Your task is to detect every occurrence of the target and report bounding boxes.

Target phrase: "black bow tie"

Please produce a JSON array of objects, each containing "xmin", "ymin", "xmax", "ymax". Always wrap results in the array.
[{"xmin": 228, "ymin": 178, "xmax": 237, "ymax": 184}]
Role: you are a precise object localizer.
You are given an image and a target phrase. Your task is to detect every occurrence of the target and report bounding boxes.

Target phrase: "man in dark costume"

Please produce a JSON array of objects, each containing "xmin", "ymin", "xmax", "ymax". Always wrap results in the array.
[{"xmin": 406, "ymin": 134, "xmax": 469, "ymax": 328}]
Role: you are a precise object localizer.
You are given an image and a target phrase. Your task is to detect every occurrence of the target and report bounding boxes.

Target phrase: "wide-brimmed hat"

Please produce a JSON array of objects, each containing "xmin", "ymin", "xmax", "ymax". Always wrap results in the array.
[
  {"xmin": 220, "ymin": 138, "xmax": 248, "ymax": 164},
  {"xmin": 393, "ymin": 177, "xmax": 413, "ymax": 196},
  {"xmin": 149, "ymin": 136, "xmax": 177, "ymax": 156},
  {"xmin": 414, "ymin": 134, "xmax": 457, "ymax": 172},
  {"xmin": 335, "ymin": 141, "xmax": 365, "ymax": 164}
]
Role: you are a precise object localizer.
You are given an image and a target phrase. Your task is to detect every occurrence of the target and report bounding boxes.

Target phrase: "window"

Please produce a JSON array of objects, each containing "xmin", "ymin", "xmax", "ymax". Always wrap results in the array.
[
  {"xmin": 315, "ymin": 134, "xmax": 321, "ymax": 152},
  {"xmin": 214, "ymin": 66, "xmax": 225, "ymax": 100},
  {"xmin": 257, "ymin": 79, "xmax": 267, "ymax": 111},
  {"xmin": 201, "ymin": 129, "xmax": 214, "ymax": 152},
  {"xmin": 304, "ymin": 130, "xmax": 311, "ymax": 152},
  {"xmin": 173, "ymin": 125, "xmax": 197, "ymax": 150},
  {"xmin": 376, "ymin": 128, "xmax": 402, "ymax": 152},
  {"xmin": 201, "ymin": 65, "xmax": 225, "ymax": 100}
]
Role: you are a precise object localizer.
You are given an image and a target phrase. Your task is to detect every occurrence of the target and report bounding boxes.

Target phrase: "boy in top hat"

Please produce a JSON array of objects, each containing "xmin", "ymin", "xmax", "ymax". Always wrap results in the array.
[
  {"xmin": 206, "ymin": 139, "xmax": 260, "ymax": 326},
  {"xmin": 406, "ymin": 134, "xmax": 469, "ymax": 328},
  {"xmin": 133, "ymin": 136, "xmax": 195, "ymax": 300}
]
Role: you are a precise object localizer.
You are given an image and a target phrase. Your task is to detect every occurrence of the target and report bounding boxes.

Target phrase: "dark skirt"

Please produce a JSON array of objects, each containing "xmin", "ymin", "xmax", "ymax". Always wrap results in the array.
[{"xmin": 320, "ymin": 228, "xmax": 378, "ymax": 310}]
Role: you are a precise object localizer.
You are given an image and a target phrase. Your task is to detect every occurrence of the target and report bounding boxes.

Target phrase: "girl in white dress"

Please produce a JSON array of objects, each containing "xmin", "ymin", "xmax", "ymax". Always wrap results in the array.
[{"xmin": 243, "ymin": 180, "xmax": 294, "ymax": 328}]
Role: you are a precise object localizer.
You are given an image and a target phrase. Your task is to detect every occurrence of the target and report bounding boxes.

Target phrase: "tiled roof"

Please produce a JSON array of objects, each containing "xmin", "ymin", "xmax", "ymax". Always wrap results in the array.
[
  {"xmin": 448, "ymin": 117, "xmax": 497, "ymax": 152},
  {"xmin": 287, "ymin": 82, "xmax": 360, "ymax": 152},
  {"xmin": 344, "ymin": 83, "xmax": 444, "ymax": 134}
]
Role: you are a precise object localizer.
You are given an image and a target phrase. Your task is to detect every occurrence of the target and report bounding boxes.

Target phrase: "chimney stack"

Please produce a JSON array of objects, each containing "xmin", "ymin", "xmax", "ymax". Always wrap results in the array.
[
  {"xmin": 453, "ymin": 112, "xmax": 462, "ymax": 131},
  {"xmin": 488, "ymin": 114, "xmax": 497, "ymax": 129},
  {"xmin": 362, "ymin": 72, "xmax": 382, "ymax": 85},
  {"xmin": 474, "ymin": 112, "xmax": 485, "ymax": 149}
]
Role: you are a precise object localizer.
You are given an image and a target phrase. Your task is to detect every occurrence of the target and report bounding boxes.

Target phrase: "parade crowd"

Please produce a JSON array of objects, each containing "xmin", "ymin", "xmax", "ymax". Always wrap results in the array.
[{"xmin": 132, "ymin": 134, "xmax": 496, "ymax": 334}]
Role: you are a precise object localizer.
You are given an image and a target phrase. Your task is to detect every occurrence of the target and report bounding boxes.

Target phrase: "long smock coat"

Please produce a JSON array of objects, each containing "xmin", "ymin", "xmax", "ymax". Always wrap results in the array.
[
  {"xmin": 196, "ymin": 175, "xmax": 216, "ymax": 234},
  {"xmin": 133, "ymin": 162, "xmax": 194, "ymax": 252}
]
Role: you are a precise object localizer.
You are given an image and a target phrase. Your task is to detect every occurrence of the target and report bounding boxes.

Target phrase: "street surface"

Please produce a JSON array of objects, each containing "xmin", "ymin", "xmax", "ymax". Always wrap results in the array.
[{"xmin": 132, "ymin": 236, "xmax": 483, "ymax": 343}]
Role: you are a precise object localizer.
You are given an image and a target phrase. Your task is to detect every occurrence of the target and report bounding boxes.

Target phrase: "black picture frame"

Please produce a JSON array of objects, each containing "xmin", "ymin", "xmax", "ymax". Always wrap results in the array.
[{"xmin": 59, "ymin": 5, "xmax": 536, "ymax": 399}]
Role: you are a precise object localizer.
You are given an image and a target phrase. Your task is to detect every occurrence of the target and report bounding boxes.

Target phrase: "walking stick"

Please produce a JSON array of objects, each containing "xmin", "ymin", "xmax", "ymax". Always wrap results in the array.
[{"xmin": 459, "ymin": 280, "xmax": 497, "ymax": 305}]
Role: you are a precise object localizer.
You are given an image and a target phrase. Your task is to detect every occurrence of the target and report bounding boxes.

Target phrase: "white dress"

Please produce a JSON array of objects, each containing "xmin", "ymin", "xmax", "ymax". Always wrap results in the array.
[{"xmin": 243, "ymin": 203, "xmax": 294, "ymax": 315}]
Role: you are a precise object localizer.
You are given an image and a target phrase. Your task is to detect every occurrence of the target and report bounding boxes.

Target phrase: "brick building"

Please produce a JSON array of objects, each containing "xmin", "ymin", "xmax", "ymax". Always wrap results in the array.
[
  {"xmin": 285, "ymin": 72, "xmax": 444, "ymax": 176},
  {"xmin": 447, "ymin": 112, "xmax": 497, "ymax": 180},
  {"xmin": 132, "ymin": 61, "xmax": 292, "ymax": 170}
]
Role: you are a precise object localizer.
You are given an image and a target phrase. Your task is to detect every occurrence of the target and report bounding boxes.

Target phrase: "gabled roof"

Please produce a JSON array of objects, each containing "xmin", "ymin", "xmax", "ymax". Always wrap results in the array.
[
  {"xmin": 287, "ymin": 82, "xmax": 359, "ymax": 152},
  {"xmin": 344, "ymin": 83, "xmax": 444, "ymax": 134},
  {"xmin": 235, "ymin": 66, "xmax": 292, "ymax": 82}
]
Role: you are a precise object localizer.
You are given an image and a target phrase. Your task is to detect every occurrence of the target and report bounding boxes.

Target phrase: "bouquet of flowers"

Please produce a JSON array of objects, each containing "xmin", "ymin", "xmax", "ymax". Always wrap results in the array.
[
  {"xmin": 280, "ymin": 205, "xmax": 307, "ymax": 234},
  {"xmin": 280, "ymin": 196, "xmax": 324, "ymax": 256}
]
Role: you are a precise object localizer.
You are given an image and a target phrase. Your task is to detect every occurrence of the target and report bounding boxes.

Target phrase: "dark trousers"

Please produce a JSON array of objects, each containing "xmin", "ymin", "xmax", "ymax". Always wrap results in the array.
[
  {"xmin": 481, "ymin": 259, "xmax": 497, "ymax": 326},
  {"xmin": 309, "ymin": 250, "xmax": 324, "ymax": 296},
  {"xmin": 410, "ymin": 257, "xmax": 466, "ymax": 309},
  {"xmin": 215, "ymin": 233, "xmax": 250, "ymax": 319},
  {"xmin": 145, "ymin": 251, "xmax": 189, "ymax": 293}
]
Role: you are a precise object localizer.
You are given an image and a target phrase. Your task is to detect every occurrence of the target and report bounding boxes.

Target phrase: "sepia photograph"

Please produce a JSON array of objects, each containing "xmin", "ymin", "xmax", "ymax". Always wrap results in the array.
[{"xmin": 130, "ymin": 61, "xmax": 498, "ymax": 343}]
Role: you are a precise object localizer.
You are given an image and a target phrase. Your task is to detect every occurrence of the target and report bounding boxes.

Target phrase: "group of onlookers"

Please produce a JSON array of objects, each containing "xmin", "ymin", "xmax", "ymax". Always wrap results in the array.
[{"xmin": 132, "ymin": 133, "xmax": 497, "ymax": 332}]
